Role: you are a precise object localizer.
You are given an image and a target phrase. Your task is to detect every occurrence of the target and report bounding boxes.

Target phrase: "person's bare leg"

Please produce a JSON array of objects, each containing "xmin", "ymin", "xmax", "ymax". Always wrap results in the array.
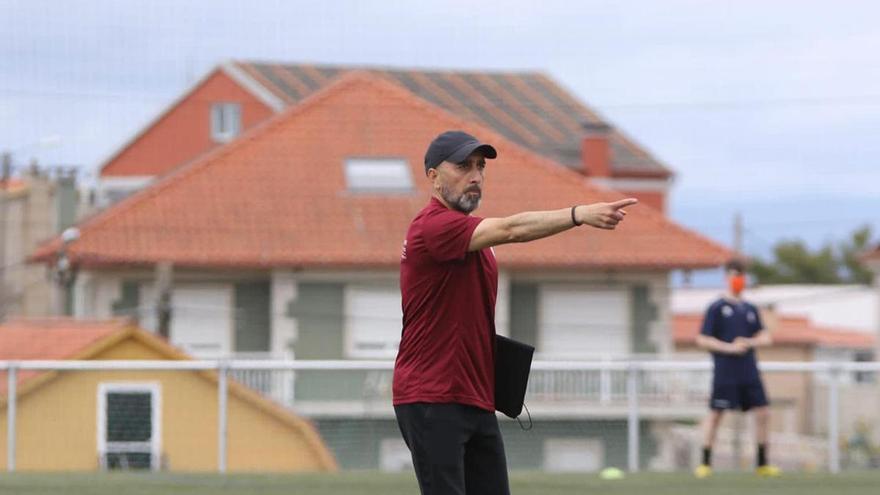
[
  {"xmin": 703, "ymin": 409, "xmax": 724, "ymax": 449},
  {"xmin": 699, "ymin": 409, "xmax": 724, "ymax": 469},
  {"xmin": 753, "ymin": 406, "xmax": 769, "ymax": 445},
  {"xmin": 753, "ymin": 406, "xmax": 770, "ymax": 468}
]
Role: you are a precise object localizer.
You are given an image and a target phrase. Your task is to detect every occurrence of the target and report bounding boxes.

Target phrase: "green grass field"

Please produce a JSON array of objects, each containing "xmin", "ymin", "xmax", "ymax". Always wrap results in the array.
[{"xmin": 1, "ymin": 471, "xmax": 878, "ymax": 495}]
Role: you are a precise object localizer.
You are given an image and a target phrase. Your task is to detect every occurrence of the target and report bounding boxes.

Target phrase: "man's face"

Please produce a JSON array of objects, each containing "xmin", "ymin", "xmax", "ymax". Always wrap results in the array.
[{"xmin": 429, "ymin": 151, "xmax": 486, "ymax": 214}]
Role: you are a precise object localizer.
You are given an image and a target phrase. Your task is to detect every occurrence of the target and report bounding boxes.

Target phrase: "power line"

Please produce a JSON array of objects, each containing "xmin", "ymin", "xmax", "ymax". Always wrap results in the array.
[
  {"xmin": 599, "ymin": 94, "xmax": 880, "ymax": 111},
  {"xmin": 6, "ymin": 85, "xmax": 880, "ymax": 111}
]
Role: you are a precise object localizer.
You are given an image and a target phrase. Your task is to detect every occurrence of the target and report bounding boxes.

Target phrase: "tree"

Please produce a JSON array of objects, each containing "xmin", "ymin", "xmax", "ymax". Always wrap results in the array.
[
  {"xmin": 839, "ymin": 226, "xmax": 874, "ymax": 285},
  {"xmin": 749, "ymin": 226, "xmax": 874, "ymax": 285}
]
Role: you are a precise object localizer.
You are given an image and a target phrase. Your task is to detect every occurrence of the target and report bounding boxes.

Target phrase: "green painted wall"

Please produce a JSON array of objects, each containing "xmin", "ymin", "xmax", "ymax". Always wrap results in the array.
[
  {"xmin": 233, "ymin": 281, "xmax": 271, "ymax": 352},
  {"xmin": 630, "ymin": 285, "xmax": 658, "ymax": 354},
  {"xmin": 294, "ymin": 370, "xmax": 388, "ymax": 401},
  {"xmin": 509, "ymin": 283, "xmax": 538, "ymax": 347},
  {"xmin": 111, "ymin": 280, "xmax": 141, "ymax": 321},
  {"xmin": 288, "ymin": 282, "xmax": 345, "ymax": 359},
  {"xmin": 314, "ymin": 418, "xmax": 657, "ymax": 471},
  {"xmin": 500, "ymin": 419, "xmax": 656, "ymax": 470},
  {"xmin": 315, "ymin": 419, "xmax": 403, "ymax": 469},
  {"xmin": 288, "ymin": 282, "xmax": 353, "ymax": 399}
]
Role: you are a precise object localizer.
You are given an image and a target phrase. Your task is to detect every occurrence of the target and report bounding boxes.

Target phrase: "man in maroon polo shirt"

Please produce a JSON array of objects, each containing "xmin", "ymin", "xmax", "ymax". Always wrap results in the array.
[{"xmin": 394, "ymin": 130, "xmax": 637, "ymax": 495}]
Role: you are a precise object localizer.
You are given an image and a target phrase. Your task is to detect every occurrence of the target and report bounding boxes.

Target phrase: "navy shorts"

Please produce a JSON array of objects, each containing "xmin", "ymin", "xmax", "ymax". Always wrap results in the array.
[{"xmin": 710, "ymin": 381, "xmax": 769, "ymax": 411}]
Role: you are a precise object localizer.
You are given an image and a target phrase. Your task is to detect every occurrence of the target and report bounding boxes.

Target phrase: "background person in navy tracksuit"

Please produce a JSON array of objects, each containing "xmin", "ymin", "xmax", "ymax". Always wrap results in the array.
[{"xmin": 694, "ymin": 259, "xmax": 780, "ymax": 478}]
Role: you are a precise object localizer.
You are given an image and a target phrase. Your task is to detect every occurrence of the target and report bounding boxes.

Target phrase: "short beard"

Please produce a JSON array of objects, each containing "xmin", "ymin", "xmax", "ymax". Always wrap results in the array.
[{"xmin": 440, "ymin": 184, "xmax": 481, "ymax": 214}]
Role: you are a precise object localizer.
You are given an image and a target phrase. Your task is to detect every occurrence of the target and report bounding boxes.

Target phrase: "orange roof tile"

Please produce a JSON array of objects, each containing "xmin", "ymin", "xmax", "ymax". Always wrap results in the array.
[
  {"xmin": 0, "ymin": 179, "xmax": 27, "ymax": 194},
  {"xmin": 34, "ymin": 72, "xmax": 730, "ymax": 270},
  {"xmin": 0, "ymin": 318, "xmax": 132, "ymax": 394},
  {"xmin": 673, "ymin": 313, "xmax": 875, "ymax": 349},
  {"xmin": 0, "ymin": 317, "xmax": 130, "ymax": 360}
]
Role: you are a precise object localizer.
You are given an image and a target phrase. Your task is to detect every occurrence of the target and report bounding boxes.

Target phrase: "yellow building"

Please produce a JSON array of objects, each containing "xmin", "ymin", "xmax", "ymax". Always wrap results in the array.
[{"xmin": 0, "ymin": 318, "xmax": 336, "ymax": 472}]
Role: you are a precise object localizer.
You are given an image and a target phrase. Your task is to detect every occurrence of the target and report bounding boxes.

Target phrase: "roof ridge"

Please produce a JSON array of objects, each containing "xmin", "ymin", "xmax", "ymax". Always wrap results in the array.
[
  {"xmin": 242, "ymin": 60, "xmax": 546, "ymax": 76},
  {"xmin": 355, "ymin": 75, "xmax": 722, "ymax": 253},
  {"xmin": 32, "ymin": 71, "xmax": 396, "ymax": 263},
  {"xmin": 96, "ymin": 66, "xmax": 228, "ymax": 175},
  {"xmin": 339, "ymin": 73, "xmax": 722, "ymax": 255},
  {"xmin": 3, "ymin": 316, "xmax": 131, "ymax": 325}
]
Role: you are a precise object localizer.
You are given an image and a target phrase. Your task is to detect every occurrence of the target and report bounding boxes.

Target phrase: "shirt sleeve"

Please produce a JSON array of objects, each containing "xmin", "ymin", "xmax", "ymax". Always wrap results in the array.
[
  {"xmin": 700, "ymin": 304, "xmax": 719, "ymax": 338},
  {"xmin": 748, "ymin": 304, "xmax": 764, "ymax": 336},
  {"xmin": 421, "ymin": 209, "xmax": 483, "ymax": 262}
]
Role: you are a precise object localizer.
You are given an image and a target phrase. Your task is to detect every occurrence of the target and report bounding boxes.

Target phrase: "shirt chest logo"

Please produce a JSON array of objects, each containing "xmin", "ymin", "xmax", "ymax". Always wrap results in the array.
[
  {"xmin": 747, "ymin": 311, "xmax": 756, "ymax": 323},
  {"xmin": 721, "ymin": 305, "xmax": 734, "ymax": 317}
]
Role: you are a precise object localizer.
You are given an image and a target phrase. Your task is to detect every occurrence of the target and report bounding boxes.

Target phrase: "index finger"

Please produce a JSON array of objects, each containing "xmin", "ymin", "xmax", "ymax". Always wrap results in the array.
[{"xmin": 609, "ymin": 198, "xmax": 639, "ymax": 210}]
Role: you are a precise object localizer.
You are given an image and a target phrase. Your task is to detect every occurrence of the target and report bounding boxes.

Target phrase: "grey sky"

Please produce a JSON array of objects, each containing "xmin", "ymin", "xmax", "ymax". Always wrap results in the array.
[{"xmin": 3, "ymin": 0, "xmax": 879, "ymax": 268}]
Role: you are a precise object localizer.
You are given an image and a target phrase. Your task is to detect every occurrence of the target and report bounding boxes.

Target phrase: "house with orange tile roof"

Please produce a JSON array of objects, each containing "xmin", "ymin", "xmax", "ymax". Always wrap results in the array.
[
  {"xmin": 30, "ymin": 71, "xmax": 733, "ymax": 471},
  {"xmin": 0, "ymin": 317, "xmax": 335, "ymax": 472},
  {"xmin": 95, "ymin": 62, "xmax": 674, "ymax": 212}
]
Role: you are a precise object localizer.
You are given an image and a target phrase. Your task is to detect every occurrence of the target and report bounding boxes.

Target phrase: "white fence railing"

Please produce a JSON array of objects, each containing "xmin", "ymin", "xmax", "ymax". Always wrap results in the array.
[{"xmin": 2, "ymin": 359, "xmax": 879, "ymax": 474}]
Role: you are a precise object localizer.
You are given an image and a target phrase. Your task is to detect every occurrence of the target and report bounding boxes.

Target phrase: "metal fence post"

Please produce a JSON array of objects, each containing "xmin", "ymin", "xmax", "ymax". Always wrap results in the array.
[
  {"xmin": 828, "ymin": 364, "xmax": 840, "ymax": 474},
  {"xmin": 627, "ymin": 364, "xmax": 639, "ymax": 472},
  {"xmin": 217, "ymin": 361, "xmax": 228, "ymax": 474},
  {"xmin": 6, "ymin": 363, "xmax": 16, "ymax": 472}
]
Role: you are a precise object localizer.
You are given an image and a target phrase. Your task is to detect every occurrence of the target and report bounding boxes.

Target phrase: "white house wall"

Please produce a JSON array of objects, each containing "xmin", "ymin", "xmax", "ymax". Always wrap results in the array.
[
  {"xmin": 270, "ymin": 270, "xmax": 298, "ymax": 358},
  {"xmin": 77, "ymin": 268, "xmax": 672, "ymax": 359},
  {"xmin": 673, "ymin": 285, "xmax": 877, "ymax": 333}
]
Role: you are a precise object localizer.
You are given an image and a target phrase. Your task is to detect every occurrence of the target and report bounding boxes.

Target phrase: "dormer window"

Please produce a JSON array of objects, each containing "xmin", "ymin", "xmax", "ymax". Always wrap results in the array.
[
  {"xmin": 210, "ymin": 103, "xmax": 241, "ymax": 143},
  {"xmin": 344, "ymin": 158, "xmax": 413, "ymax": 193}
]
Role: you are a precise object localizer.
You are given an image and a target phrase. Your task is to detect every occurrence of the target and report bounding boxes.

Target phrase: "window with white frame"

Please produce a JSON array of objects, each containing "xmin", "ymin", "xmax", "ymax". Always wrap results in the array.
[
  {"xmin": 97, "ymin": 176, "xmax": 154, "ymax": 207},
  {"xmin": 538, "ymin": 285, "xmax": 631, "ymax": 359},
  {"xmin": 344, "ymin": 158, "xmax": 413, "ymax": 193},
  {"xmin": 97, "ymin": 383, "xmax": 161, "ymax": 471},
  {"xmin": 170, "ymin": 284, "xmax": 234, "ymax": 357},
  {"xmin": 139, "ymin": 282, "xmax": 234, "ymax": 357},
  {"xmin": 345, "ymin": 284, "xmax": 402, "ymax": 358},
  {"xmin": 210, "ymin": 102, "xmax": 241, "ymax": 142}
]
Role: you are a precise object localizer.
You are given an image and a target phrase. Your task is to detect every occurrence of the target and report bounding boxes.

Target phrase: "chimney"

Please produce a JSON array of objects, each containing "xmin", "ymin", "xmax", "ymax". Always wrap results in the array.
[{"xmin": 581, "ymin": 122, "xmax": 612, "ymax": 178}]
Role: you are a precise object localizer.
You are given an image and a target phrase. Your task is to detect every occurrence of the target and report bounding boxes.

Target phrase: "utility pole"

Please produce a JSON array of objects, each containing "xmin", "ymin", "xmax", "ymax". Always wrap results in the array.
[
  {"xmin": 0, "ymin": 152, "xmax": 10, "ymax": 322},
  {"xmin": 733, "ymin": 212, "xmax": 744, "ymax": 255}
]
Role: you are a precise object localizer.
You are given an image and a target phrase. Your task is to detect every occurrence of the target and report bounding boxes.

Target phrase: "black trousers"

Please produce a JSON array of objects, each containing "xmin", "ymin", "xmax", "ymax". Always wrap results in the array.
[{"xmin": 394, "ymin": 403, "xmax": 511, "ymax": 495}]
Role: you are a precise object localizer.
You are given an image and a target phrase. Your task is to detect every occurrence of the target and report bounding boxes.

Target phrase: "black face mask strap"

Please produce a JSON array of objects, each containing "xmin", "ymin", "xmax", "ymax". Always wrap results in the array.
[{"xmin": 515, "ymin": 402, "xmax": 533, "ymax": 431}]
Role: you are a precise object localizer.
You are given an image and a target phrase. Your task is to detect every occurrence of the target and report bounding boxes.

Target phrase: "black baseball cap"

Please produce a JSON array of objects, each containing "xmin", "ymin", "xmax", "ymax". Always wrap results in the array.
[{"xmin": 424, "ymin": 130, "xmax": 497, "ymax": 173}]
